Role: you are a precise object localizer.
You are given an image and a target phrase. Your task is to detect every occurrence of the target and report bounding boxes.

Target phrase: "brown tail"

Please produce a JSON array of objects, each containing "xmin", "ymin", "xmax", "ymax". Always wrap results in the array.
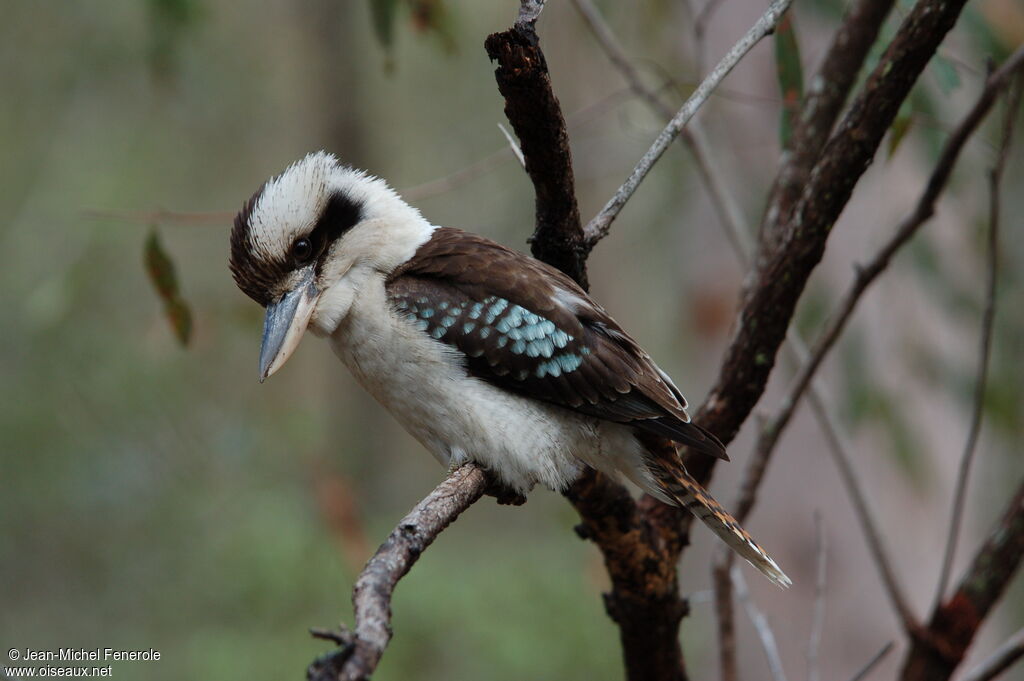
[{"xmin": 652, "ymin": 462, "xmax": 791, "ymax": 588}]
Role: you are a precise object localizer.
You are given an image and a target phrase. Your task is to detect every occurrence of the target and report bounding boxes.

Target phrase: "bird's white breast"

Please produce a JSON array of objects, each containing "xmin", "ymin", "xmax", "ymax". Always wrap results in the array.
[{"xmin": 327, "ymin": 277, "xmax": 654, "ymax": 495}]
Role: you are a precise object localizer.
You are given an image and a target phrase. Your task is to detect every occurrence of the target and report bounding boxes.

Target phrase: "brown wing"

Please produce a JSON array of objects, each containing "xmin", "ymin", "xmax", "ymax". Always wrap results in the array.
[{"xmin": 386, "ymin": 228, "xmax": 727, "ymax": 460}]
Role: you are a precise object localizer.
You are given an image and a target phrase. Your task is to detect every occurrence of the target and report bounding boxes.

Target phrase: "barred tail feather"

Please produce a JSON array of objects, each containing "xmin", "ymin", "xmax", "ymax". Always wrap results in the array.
[{"xmin": 656, "ymin": 465, "xmax": 792, "ymax": 588}]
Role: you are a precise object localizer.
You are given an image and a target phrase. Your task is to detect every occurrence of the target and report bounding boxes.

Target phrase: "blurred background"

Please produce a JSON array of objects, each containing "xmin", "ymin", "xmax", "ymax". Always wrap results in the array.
[{"xmin": 2, "ymin": 1, "xmax": 1022, "ymax": 679}]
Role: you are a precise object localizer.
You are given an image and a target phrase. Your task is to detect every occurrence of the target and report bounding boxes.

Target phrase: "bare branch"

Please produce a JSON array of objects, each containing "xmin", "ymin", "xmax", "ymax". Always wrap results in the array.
[
  {"xmin": 959, "ymin": 628, "xmax": 1024, "ymax": 681},
  {"xmin": 732, "ymin": 565, "xmax": 788, "ymax": 681},
  {"xmin": 848, "ymin": 642, "xmax": 895, "ymax": 681},
  {"xmin": 572, "ymin": 2, "xmax": 883, "ymax": 585},
  {"xmin": 728, "ymin": 45, "xmax": 1024, "ymax": 635},
  {"xmin": 900, "ymin": 479, "xmax": 1024, "ymax": 681},
  {"xmin": 762, "ymin": 0, "xmax": 896, "ymax": 245},
  {"xmin": 582, "ymin": 0, "xmax": 793, "ymax": 246},
  {"xmin": 934, "ymin": 73, "xmax": 1021, "ymax": 608},
  {"xmin": 307, "ymin": 464, "xmax": 489, "ymax": 681},
  {"xmin": 402, "ymin": 147, "xmax": 516, "ymax": 203},
  {"xmin": 516, "ymin": 0, "xmax": 545, "ymax": 28},
  {"xmin": 84, "ymin": 208, "xmax": 232, "ymax": 225},
  {"xmin": 807, "ymin": 513, "xmax": 827, "ymax": 681},
  {"xmin": 565, "ymin": 470, "xmax": 690, "ymax": 681},
  {"xmin": 498, "ymin": 123, "xmax": 526, "ymax": 169},
  {"xmin": 712, "ymin": 557, "xmax": 737, "ymax": 681},
  {"xmin": 687, "ymin": 0, "xmax": 975, "ymax": 492},
  {"xmin": 485, "ymin": 8, "xmax": 587, "ymax": 286},
  {"xmin": 571, "ymin": 0, "xmax": 755, "ymax": 261}
]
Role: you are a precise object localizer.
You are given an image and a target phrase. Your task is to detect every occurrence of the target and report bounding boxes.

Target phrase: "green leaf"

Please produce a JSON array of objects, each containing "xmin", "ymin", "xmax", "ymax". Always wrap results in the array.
[
  {"xmin": 369, "ymin": 0, "xmax": 399, "ymax": 50},
  {"xmin": 774, "ymin": 12, "xmax": 804, "ymax": 149},
  {"xmin": 145, "ymin": 227, "xmax": 192, "ymax": 347}
]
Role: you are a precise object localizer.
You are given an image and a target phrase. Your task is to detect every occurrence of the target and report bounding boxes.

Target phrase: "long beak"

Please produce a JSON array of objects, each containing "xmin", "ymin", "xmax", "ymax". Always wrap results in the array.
[{"xmin": 258, "ymin": 268, "xmax": 319, "ymax": 382}]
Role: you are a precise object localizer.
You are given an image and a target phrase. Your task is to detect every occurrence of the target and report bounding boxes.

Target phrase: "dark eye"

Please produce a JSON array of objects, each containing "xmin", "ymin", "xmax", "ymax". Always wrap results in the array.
[{"xmin": 292, "ymin": 238, "xmax": 313, "ymax": 264}]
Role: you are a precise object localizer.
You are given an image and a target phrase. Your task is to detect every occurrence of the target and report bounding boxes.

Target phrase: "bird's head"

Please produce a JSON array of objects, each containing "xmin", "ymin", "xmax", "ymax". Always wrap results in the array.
[{"xmin": 229, "ymin": 151, "xmax": 430, "ymax": 381}]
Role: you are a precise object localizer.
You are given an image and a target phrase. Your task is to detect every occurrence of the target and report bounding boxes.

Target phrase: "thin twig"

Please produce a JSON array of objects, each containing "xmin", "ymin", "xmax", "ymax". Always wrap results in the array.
[
  {"xmin": 959, "ymin": 628, "xmax": 1024, "ymax": 681},
  {"xmin": 848, "ymin": 642, "xmax": 895, "ymax": 681},
  {"xmin": 571, "ymin": 0, "xmax": 754, "ymax": 258},
  {"xmin": 712, "ymin": 558, "xmax": 737, "ymax": 681},
  {"xmin": 308, "ymin": 464, "xmax": 489, "ymax": 681},
  {"xmin": 898, "ymin": 479, "xmax": 1024, "ymax": 680},
  {"xmin": 582, "ymin": 0, "xmax": 793, "ymax": 246},
  {"xmin": 732, "ymin": 564, "xmax": 789, "ymax": 681},
  {"xmin": 693, "ymin": 0, "xmax": 726, "ymax": 72},
  {"xmin": 933, "ymin": 74, "xmax": 1021, "ymax": 608},
  {"xmin": 498, "ymin": 123, "xmax": 526, "ymax": 169},
  {"xmin": 516, "ymin": 0, "xmax": 545, "ymax": 27},
  {"xmin": 807, "ymin": 513, "xmax": 827, "ymax": 681},
  {"xmin": 83, "ymin": 208, "xmax": 233, "ymax": 225}
]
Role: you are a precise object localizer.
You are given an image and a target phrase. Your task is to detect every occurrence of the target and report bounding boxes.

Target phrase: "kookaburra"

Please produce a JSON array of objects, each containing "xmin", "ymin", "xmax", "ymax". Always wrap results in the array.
[{"xmin": 230, "ymin": 151, "xmax": 790, "ymax": 587}]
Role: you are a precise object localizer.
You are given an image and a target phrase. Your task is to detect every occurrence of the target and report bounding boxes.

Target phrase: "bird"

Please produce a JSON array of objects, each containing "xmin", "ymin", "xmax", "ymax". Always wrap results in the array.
[{"xmin": 229, "ymin": 151, "xmax": 790, "ymax": 588}]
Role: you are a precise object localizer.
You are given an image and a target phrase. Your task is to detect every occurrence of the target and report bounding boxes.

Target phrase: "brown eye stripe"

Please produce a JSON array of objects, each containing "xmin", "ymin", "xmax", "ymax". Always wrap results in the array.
[{"xmin": 311, "ymin": 192, "xmax": 362, "ymax": 273}]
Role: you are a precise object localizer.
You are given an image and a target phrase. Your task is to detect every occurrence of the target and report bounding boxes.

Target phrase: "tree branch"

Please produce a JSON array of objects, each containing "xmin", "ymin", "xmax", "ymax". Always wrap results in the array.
[
  {"xmin": 485, "ymin": 0, "xmax": 587, "ymax": 287},
  {"xmin": 307, "ymin": 464, "xmax": 489, "ymax": 681},
  {"xmin": 848, "ymin": 642, "xmax": 895, "ymax": 681},
  {"xmin": 959, "ymin": 628, "xmax": 1024, "ymax": 681},
  {"xmin": 486, "ymin": 6, "xmax": 697, "ymax": 680},
  {"xmin": 582, "ymin": 0, "xmax": 793, "ymax": 247},
  {"xmin": 731, "ymin": 565, "xmax": 788, "ymax": 681},
  {"xmin": 899, "ymin": 479, "xmax": 1024, "ymax": 681},
  {"xmin": 934, "ymin": 71, "xmax": 1021, "ymax": 608},
  {"xmin": 687, "ymin": 0, "xmax": 973, "ymax": 487},
  {"xmin": 727, "ymin": 45, "xmax": 1024, "ymax": 636},
  {"xmin": 761, "ymin": 0, "xmax": 896, "ymax": 245}
]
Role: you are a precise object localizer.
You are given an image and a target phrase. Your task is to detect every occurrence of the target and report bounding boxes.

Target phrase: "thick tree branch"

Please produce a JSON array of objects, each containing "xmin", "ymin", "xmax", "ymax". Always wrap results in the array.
[
  {"xmin": 725, "ymin": 46, "xmax": 1024, "ymax": 637},
  {"xmin": 686, "ymin": 0, "xmax": 973, "ymax": 486},
  {"xmin": 896, "ymin": 70, "xmax": 1024, "ymax": 681},
  {"xmin": 485, "ymin": 1, "xmax": 587, "ymax": 287},
  {"xmin": 761, "ymin": 0, "xmax": 896, "ymax": 244},
  {"xmin": 486, "ymin": 5, "xmax": 696, "ymax": 679},
  {"xmin": 566, "ymin": 472, "xmax": 691, "ymax": 681},
  {"xmin": 307, "ymin": 464, "xmax": 489, "ymax": 681}
]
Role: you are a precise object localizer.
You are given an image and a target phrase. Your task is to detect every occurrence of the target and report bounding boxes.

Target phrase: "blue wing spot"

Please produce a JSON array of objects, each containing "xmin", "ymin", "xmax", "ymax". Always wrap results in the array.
[
  {"xmin": 479, "ymin": 327, "xmax": 491, "ymax": 339},
  {"xmin": 497, "ymin": 336, "xmax": 508, "ymax": 349},
  {"xmin": 551, "ymin": 331, "xmax": 571, "ymax": 348},
  {"xmin": 462, "ymin": 322, "xmax": 475, "ymax": 334},
  {"xmin": 557, "ymin": 353, "xmax": 584, "ymax": 372},
  {"xmin": 511, "ymin": 339, "xmax": 527, "ymax": 354},
  {"xmin": 414, "ymin": 318, "xmax": 430, "ymax": 332},
  {"xmin": 440, "ymin": 315, "xmax": 457, "ymax": 328},
  {"xmin": 420, "ymin": 308, "xmax": 434, "ymax": 319},
  {"xmin": 485, "ymin": 298, "xmax": 509, "ymax": 323},
  {"xmin": 468, "ymin": 303, "xmax": 484, "ymax": 320},
  {"xmin": 430, "ymin": 326, "xmax": 447, "ymax": 340},
  {"xmin": 438, "ymin": 301, "xmax": 450, "ymax": 311},
  {"xmin": 536, "ymin": 359, "xmax": 562, "ymax": 378},
  {"xmin": 533, "ymin": 337, "xmax": 554, "ymax": 358}
]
